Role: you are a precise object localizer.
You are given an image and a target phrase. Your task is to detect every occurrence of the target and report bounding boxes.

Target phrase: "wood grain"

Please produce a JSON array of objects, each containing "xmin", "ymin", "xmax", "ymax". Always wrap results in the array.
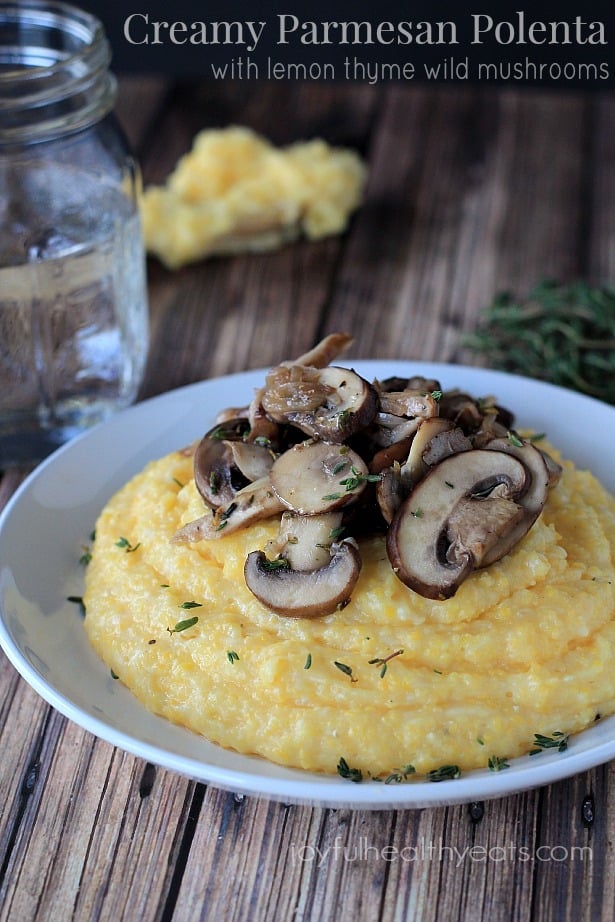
[{"xmin": 1, "ymin": 79, "xmax": 614, "ymax": 922}]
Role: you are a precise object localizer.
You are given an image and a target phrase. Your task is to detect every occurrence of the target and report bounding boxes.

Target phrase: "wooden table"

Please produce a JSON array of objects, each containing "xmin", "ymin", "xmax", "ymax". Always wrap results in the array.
[{"xmin": 1, "ymin": 77, "xmax": 614, "ymax": 921}]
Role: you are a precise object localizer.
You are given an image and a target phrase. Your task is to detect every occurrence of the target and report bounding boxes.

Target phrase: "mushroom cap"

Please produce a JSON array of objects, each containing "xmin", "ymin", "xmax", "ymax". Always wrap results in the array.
[
  {"xmin": 262, "ymin": 365, "xmax": 377, "ymax": 443},
  {"xmin": 386, "ymin": 449, "xmax": 530, "ymax": 600},
  {"xmin": 244, "ymin": 540, "xmax": 362, "ymax": 618},
  {"xmin": 477, "ymin": 437, "xmax": 553, "ymax": 566},
  {"xmin": 271, "ymin": 440, "xmax": 370, "ymax": 515},
  {"xmin": 193, "ymin": 418, "xmax": 250, "ymax": 508}
]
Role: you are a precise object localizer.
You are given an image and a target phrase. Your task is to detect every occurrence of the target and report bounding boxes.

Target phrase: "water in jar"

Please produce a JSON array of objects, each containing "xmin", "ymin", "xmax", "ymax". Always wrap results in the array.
[{"xmin": 0, "ymin": 160, "xmax": 149, "ymax": 465}]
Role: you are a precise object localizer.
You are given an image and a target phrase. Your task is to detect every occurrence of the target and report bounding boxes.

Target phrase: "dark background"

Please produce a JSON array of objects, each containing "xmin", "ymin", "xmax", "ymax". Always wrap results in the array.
[{"xmin": 76, "ymin": 1, "xmax": 615, "ymax": 88}]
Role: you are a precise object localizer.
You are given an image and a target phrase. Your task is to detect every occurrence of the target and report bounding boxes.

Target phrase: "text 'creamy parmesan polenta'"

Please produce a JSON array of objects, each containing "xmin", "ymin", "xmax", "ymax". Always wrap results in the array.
[{"xmin": 84, "ymin": 337, "xmax": 615, "ymax": 780}]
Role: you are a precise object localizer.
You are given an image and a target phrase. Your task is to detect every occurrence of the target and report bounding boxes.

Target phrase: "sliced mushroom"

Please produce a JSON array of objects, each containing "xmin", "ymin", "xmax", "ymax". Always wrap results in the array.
[
  {"xmin": 386, "ymin": 449, "xmax": 530, "ymax": 600},
  {"xmin": 539, "ymin": 447, "xmax": 563, "ymax": 488},
  {"xmin": 438, "ymin": 391, "xmax": 485, "ymax": 432},
  {"xmin": 262, "ymin": 364, "xmax": 377, "ymax": 443},
  {"xmin": 376, "ymin": 463, "xmax": 403, "ymax": 524},
  {"xmin": 245, "ymin": 386, "xmax": 280, "ymax": 446},
  {"xmin": 228, "ymin": 440, "xmax": 275, "ymax": 482},
  {"xmin": 371, "ymin": 413, "xmax": 421, "ymax": 448},
  {"xmin": 265, "ymin": 510, "xmax": 344, "ymax": 571},
  {"xmin": 421, "ymin": 426, "xmax": 473, "ymax": 467},
  {"xmin": 403, "ymin": 417, "xmax": 456, "ymax": 485},
  {"xmin": 446, "ymin": 495, "xmax": 527, "ymax": 569},
  {"xmin": 193, "ymin": 419, "xmax": 250, "ymax": 508},
  {"xmin": 378, "ymin": 390, "xmax": 440, "ymax": 420},
  {"xmin": 369, "ymin": 436, "xmax": 415, "ymax": 474},
  {"xmin": 271, "ymin": 440, "xmax": 370, "ymax": 515},
  {"xmin": 172, "ymin": 476, "xmax": 285, "ymax": 543},
  {"xmin": 478, "ymin": 436, "xmax": 554, "ymax": 566},
  {"xmin": 376, "ymin": 375, "xmax": 442, "ymax": 396},
  {"xmin": 484, "ymin": 437, "xmax": 551, "ymax": 516},
  {"xmin": 244, "ymin": 539, "xmax": 361, "ymax": 617},
  {"xmin": 285, "ymin": 332, "xmax": 354, "ymax": 369}
]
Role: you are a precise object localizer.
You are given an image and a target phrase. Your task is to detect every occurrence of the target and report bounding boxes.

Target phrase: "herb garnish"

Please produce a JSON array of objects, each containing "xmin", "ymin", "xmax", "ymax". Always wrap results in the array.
[
  {"xmin": 304, "ymin": 653, "xmax": 312, "ymax": 670},
  {"xmin": 67, "ymin": 595, "xmax": 86, "ymax": 617},
  {"xmin": 465, "ymin": 280, "xmax": 615, "ymax": 403},
  {"xmin": 507, "ymin": 430, "xmax": 524, "ymax": 448},
  {"xmin": 168, "ymin": 616, "xmax": 199, "ymax": 634},
  {"xmin": 338, "ymin": 467, "xmax": 381, "ymax": 492},
  {"xmin": 488, "ymin": 755, "xmax": 510, "ymax": 772},
  {"xmin": 384, "ymin": 764, "xmax": 416, "ymax": 784},
  {"xmin": 368, "ymin": 649, "xmax": 404, "ymax": 678},
  {"xmin": 227, "ymin": 650, "xmax": 240, "ymax": 664},
  {"xmin": 334, "ymin": 660, "xmax": 356, "ymax": 681},
  {"xmin": 428, "ymin": 764, "xmax": 461, "ymax": 782},
  {"xmin": 115, "ymin": 536, "xmax": 141, "ymax": 553},
  {"xmin": 179, "ymin": 600, "xmax": 202, "ymax": 610},
  {"xmin": 529, "ymin": 731, "xmax": 569, "ymax": 755},
  {"xmin": 337, "ymin": 757, "xmax": 363, "ymax": 783},
  {"xmin": 260, "ymin": 557, "xmax": 290, "ymax": 571}
]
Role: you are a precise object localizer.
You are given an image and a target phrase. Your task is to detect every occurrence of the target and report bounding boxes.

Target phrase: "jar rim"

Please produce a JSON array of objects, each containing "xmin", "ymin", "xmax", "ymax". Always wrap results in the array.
[{"xmin": 0, "ymin": 0, "xmax": 116, "ymax": 143}]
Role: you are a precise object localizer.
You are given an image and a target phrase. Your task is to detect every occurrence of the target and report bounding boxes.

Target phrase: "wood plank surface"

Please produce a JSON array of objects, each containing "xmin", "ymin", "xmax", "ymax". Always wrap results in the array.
[{"xmin": 1, "ymin": 78, "xmax": 614, "ymax": 922}]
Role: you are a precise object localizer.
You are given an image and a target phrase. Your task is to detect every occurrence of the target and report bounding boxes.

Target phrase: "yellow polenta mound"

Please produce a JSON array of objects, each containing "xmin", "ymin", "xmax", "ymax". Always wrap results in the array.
[
  {"xmin": 84, "ymin": 445, "xmax": 615, "ymax": 778},
  {"xmin": 141, "ymin": 126, "xmax": 366, "ymax": 268}
]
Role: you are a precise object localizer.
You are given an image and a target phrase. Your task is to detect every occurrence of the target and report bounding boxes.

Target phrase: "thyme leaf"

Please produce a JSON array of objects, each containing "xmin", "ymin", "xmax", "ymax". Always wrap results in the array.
[
  {"xmin": 368, "ymin": 649, "xmax": 404, "ymax": 678},
  {"xmin": 334, "ymin": 660, "xmax": 356, "ymax": 681},
  {"xmin": 428, "ymin": 764, "xmax": 461, "ymax": 782},
  {"xmin": 529, "ymin": 730, "xmax": 569, "ymax": 755},
  {"xmin": 115, "ymin": 536, "xmax": 141, "ymax": 553},
  {"xmin": 337, "ymin": 757, "xmax": 363, "ymax": 783},
  {"xmin": 488, "ymin": 755, "xmax": 510, "ymax": 772},
  {"xmin": 168, "ymin": 616, "xmax": 199, "ymax": 634}
]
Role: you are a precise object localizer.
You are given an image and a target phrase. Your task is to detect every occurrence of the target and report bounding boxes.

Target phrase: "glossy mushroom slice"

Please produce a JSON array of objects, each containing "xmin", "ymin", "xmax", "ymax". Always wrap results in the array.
[
  {"xmin": 244, "ymin": 536, "xmax": 361, "ymax": 618},
  {"xmin": 262, "ymin": 364, "xmax": 377, "ymax": 443},
  {"xmin": 193, "ymin": 418, "xmax": 251, "ymax": 508},
  {"xmin": 284, "ymin": 332, "xmax": 354, "ymax": 369},
  {"xmin": 478, "ymin": 436, "xmax": 556, "ymax": 566},
  {"xmin": 402, "ymin": 417, "xmax": 457, "ymax": 485},
  {"xmin": 172, "ymin": 476, "xmax": 285, "ymax": 544},
  {"xmin": 271, "ymin": 440, "xmax": 372, "ymax": 515},
  {"xmin": 386, "ymin": 449, "xmax": 530, "ymax": 600}
]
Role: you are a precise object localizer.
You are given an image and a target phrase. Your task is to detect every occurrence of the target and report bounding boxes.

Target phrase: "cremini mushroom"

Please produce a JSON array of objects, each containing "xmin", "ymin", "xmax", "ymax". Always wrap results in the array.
[
  {"xmin": 403, "ymin": 417, "xmax": 457, "ymax": 484},
  {"xmin": 173, "ymin": 476, "xmax": 285, "ymax": 543},
  {"xmin": 262, "ymin": 364, "xmax": 377, "ymax": 443},
  {"xmin": 477, "ymin": 436, "xmax": 554, "ymax": 566},
  {"xmin": 285, "ymin": 332, "xmax": 354, "ymax": 369},
  {"xmin": 270, "ymin": 439, "xmax": 370, "ymax": 515},
  {"xmin": 193, "ymin": 418, "xmax": 251, "ymax": 508},
  {"xmin": 386, "ymin": 449, "xmax": 531, "ymax": 600},
  {"xmin": 244, "ymin": 538, "xmax": 361, "ymax": 617}
]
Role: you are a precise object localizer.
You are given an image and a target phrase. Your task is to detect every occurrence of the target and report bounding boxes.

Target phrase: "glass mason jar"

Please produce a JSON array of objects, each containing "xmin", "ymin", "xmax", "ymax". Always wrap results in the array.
[{"xmin": 0, "ymin": 0, "xmax": 149, "ymax": 466}]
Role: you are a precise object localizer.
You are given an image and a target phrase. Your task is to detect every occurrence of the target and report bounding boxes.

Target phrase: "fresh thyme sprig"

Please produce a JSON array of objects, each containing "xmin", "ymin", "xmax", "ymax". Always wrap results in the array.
[
  {"xmin": 464, "ymin": 280, "xmax": 615, "ymax": 403},
  {"xmin": 368, "ymin": 649, "xmax": 404, "ymax": 678}
]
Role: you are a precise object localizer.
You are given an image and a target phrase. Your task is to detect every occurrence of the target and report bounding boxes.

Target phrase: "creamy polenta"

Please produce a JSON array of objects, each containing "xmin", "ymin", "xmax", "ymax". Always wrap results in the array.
[
  {"xmin": 141, "ymin": 126, "xmax": 366, "ymax": 268},
  {"xmin": 84, "ymin": 442, "xmax": 615, "ymax": 778}
]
